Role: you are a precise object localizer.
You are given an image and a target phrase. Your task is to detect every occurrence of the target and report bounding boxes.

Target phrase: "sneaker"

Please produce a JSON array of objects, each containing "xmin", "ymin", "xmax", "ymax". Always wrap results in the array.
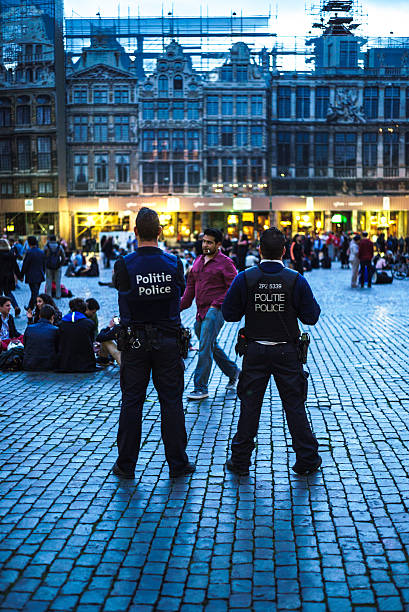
[
  {"xmin": 292, "ymin": 456, "xmax": 322, "ymax": 476},
  {"xmin": 187, "ymin": 391, "xmax": 209, "ymax": 400},
  {"xmin": 112, "ymin": 462, "xmax": 135, "ymax": 479},
  {"xmin": 169, "ymin": 461, "xmax": 196, "ymax": 478},
  {"xmin": 226, "ymin": 368, "xmax": 241, "ymax": 392},
  {"xmin": 225, "ymin": 458, "xmax": 249, "ymax": 476}
]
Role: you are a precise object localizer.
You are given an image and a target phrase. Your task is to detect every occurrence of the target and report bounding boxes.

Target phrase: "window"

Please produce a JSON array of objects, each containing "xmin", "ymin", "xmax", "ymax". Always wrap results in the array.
[
  {"xmin": 158, "ymin": 102, "xmax": 169, "ymax": 120},
  {"xmin": 142, "ymin": 164, "xmax": 155, "ymax": 191},
  {"xmin": 207, "ymin": 125, "xmax": 218, "ymax": 147},
  {"xmin": 251, "ymin": 125, "xmax": 262, "ymax": 147},
  {"xmin": 405, "ymin": 132, "xmax": 409, "ymax": 167},
  {"xmin": 94, "ymin": 154, "xmax": 108, "ymax": 184},
  {"xmin": 406, "ymin": 88, "xmax": 409, "ymax": 119},
  {"xmin": 315, "ymin": 87, "xmax": 329, "ymax": 119},
  {"xmin": 18, "ymin": 182, "xmax": 31, "ymax": 195},
  {"xmin": 251, "ymin": 158, "xmax": 263, "ymax": 182},
  {"xmin": 173, "ymin": 76, "xmax": 183, "ymax": 97},
  {"xmin": 237, "ymin": 125, "xmax": 248, "ymax": 147},
  {"xmin": 222, "ymin": 158, "xmax": 233, "ymax": 182},
  {"xmin": 114, "ymin": 116, "xmax": 129, "ymax": 141},
  {"xmin": 278, "ymin": 86, "xmax": 291, "ymax": 118},
  {"xmin": 0, "ymin": 139, "xmax": 12, "ymax": 171},
  {"xmin": 340, "ymin": 41, "xmax": 357, "ymax": 68},
  {"xmin": 142, "ymin": 101, "xmax": 154, "ymax": 120},
  {"xmin": 73, "ymin": 115, "xmax": 88, "ymax": 141},
  {"xmin": 115, "ymin": 154, "xmax": 130, "ymax": 183},
  {"xmin": 173, "ymin": 101, "xmax": 184, "ymax": 120},
  {"xmin": 187, "ymin": 130, "xmax": 199, "ymax": 157},
  {"xmin": 158, "ymin": 163, "xmax": 170, "ymax": 191},
  {"xmin": 251, "ymin": 96, "xmax": 263, "ymax": 116},
  {"xmin": 16, "ymin": 104, "xmax": 30, "ymax": 126},
  {"xmin": 94, "ymin": 89, "xmax": 108, "ymax": 104},
  {"xmin": 74, "ymin": 154, "xmax": 88, "ymax": 183},
  {"xmin": 0, "ymin": 183, "xmax": 12, "ymax": 195},
  {"xmin": 363, "ymin": 133, "xmax": 377, "ymax": 176},
  {"xmin": 221, "ymin": 125, "xmax": 233, "ymax": 146},
  {"xmin": 295, "ymin": 132, "xmax": 309, "ymax": 176},
  {"xmin": 384, "ymin": 87, "xmax": 400, "ymax": 119},
  {"xmin": 36, "ymin": 103, "xmax": 51, "ymax": 125},
  {"xmin": 222, "ymin": 96, "xmax": 233, "ymax": 116},
  {"xmin": 221, "ymin": 65, "xmax": 233, "ymax": 82},
  {"xmin": 314, "ymin": 133, "xmax": 328, "ymax": 175},
  {"xmin": 142, "ymin": 130, "xmax": 155, "ymax": 157},
  {"xmin": 94, "ymin": 115, "xmax": 108, "ymax": 141},
  {"xmin": 173, "ymin": 163, "xmax": 185, "ymax": 190},
  {"xmin": 334, "ymin": 132, "xmax": 357, "ymax": 171},
  {"xmin": 158, "ymin": 76, "xmax": 168, "ymax": 96},
  {"xmin": 187, "ymin": 101, "xmax": 199, "ymax": 120},
  {"xmin": 114, "ymin": 88, "xmax": 129, "ymax": 104},
  {"xmin": 187, "ymin": 163, "xmax": 200, "ymax": 188},
  {"xmin": 73, "ymin": 89, "xmax": 87, "ymax": 104},
  {"xmin": 0, "ymin": 98, "xmax": 11, "ymax": 127},
  {"xmin": 207, "ymin": 96, "xmax": 218, "ymax": 116},
  {"xmin": 383, "ymin": 132, "xmax": 399, "ymax": 169},
  {"xmin": 277, "ymin": 132, "xmax": 291, "ymax": 170},
  {"xmin": 37, "ymin": 136, "xmax": 51, "ymax": 170},
  {"xmin": 17, "ymin": 137, "xmax": 30, "ymax": 170},
  {"xmin": 38, "ymin": 181, "xmax": 52, "ymax": 195},
  {"xmin": 237, "ymin": 158, "xmax": 248, "ymax": 183},
  {"xmin": 364, "ymin": 87, "xmax": 378, "ymax": 119},
  {"xmin": 236, "ymin": 65, "xmax": 248, "ymax": 82},
  {"xmin": 236, "ymin": 96, "xmax": 247, "ymax": 116},
  {"xmin": 296, "ymin": 87, "xmax": 310, "ymax": 119},
  {"xmin": 173, "ymin": 130, "xmax": 185, "ymax": 157},
  {"xmin": 207, "ymin": 158, "xmax": 218, "ymax": 182},
  {"xmin": 158, "ymin": 130, "xmax": 169, "ymax": 159}
]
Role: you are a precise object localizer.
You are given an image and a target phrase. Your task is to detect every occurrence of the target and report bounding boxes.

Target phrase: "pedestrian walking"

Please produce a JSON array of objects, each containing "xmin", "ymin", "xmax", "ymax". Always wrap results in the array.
[
  {"xmin": 222, "ymin": 227, "xmax": 322, "ymax": 476},
  {"xmin": 181, "ymin": 228, "xmax": 240, "ymax": 401},
  {"xmin": 290, "ymin": 234, "xmax": 304, "ymax": 275},
  {"xmin": 43, "ymin": 234, "xmax": 65, "ymax": 299},
  {"xmin": 0, "ymin": 238, "xmax": 21, "ymax": 317},
  {"xmin": 112, "ymin": 207, "xmax": 195, "ymax": 479},
  {"xmin": 348, "ymin": 234, "xmax": 361, "ymax": 287},
  {"xmin": 21, "ymin": 236, "xmax": 45, "ymax": 310},
  {"xmin": 358, "ymin": 231, "xmax": 374, "ymax": 288}
]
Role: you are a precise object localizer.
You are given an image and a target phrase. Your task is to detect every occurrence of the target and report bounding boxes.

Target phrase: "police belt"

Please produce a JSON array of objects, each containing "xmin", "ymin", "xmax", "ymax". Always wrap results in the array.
[{"xmin": 117, "ymin": 323, "xmax": 191, "ymax": 357}]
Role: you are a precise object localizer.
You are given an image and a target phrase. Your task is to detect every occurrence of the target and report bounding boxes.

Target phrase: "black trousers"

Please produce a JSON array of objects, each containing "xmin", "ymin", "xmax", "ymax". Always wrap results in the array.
[
  {"xmin": 117, "ymin": 335, "xmax": 188, "ymax": 473},
  {"xmin": 360, "ymin": 260, "xmax": 373, "ymax": 287},
  {"xmin": 28, "ymin": 282, "xmax": 41, "ymax": 310},
  {"xmin": 231, "ymin": 342, "xmax": 319, "ymax": 469}
]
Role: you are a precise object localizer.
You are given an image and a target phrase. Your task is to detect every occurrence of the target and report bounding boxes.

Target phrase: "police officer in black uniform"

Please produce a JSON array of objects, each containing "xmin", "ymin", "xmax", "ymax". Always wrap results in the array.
[
  {"xmin": 222, "ymin": 227, "xmax": 322, "ymax": 476},
  {"xmin": 112, "ymin": 207, "xmax": 195, "ymax": 479}
]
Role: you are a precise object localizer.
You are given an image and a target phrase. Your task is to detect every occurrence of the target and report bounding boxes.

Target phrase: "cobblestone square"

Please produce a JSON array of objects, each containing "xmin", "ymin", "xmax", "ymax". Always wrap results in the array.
[{"xmin": 1, "ymin": 264, "xmax": 409, "ymax": 611}]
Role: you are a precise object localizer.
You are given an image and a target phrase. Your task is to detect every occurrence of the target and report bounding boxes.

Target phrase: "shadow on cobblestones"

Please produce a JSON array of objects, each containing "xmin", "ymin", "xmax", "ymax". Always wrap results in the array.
[{"xmin": 1, "ymin": 264, "xmax": 409, "ymax": 611}]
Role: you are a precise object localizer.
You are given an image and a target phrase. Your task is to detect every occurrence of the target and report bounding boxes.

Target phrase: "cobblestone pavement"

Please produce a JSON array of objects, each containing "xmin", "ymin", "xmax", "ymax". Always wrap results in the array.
[{"xmin": 1, "ymin": 263, "xmax": 409, "ymax": 611}]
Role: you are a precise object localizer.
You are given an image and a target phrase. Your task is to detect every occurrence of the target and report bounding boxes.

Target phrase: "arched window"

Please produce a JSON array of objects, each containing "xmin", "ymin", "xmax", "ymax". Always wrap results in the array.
[
  {"xmin": 36, "ymin": 95, "xmax": 51, "ymax": 125},
  {"xmin": 173, "ymin": 76, "xmax": 183, "ymax": 97},
  {"xmin": 0, "ymin": 97, "xmax": 11, "ymax": 128},
  {"xmin": 158, "ymin": 76, "xmax": 168, "ymax": 96},
  {"xmin": 26, "ymin": 69, "xmax": 33, "ymax": 82},
  {"xmin": 16, "ymin": 96, "xmax": 31, "ymax": 125}
]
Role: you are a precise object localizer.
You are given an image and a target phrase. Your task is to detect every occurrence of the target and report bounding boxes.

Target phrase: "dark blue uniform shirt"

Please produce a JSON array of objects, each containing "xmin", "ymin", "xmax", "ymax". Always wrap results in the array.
[{"xmin": 222, "ymin": 262, "xmax": 321, "ymax": 325}]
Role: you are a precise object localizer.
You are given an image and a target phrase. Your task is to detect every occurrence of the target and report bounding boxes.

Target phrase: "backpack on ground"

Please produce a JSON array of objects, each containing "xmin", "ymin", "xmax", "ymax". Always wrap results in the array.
[
  {"xmin": 46, "ymin": 243, "xmax": 63, "ymax": 270},
  {"xmin": 0, "ymin": 347, "xmax": 24, "ymax": 371}
]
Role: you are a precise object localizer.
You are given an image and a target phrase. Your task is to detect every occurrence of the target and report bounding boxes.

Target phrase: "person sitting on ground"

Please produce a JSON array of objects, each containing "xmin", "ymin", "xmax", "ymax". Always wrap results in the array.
[
  {"xmin": 27, "ymin": 293, "xmax": 62, "ymax": 325},
  {"xmin": 80, "ymin": 256, "xmax": 99, "ymax": 277},
  {"xmin": 23, "ymin": 305, "xmax": 59, "ymax": 371},
  {"xmin": 56, "ymin": 298, "xmax": 97, "ymax": 372},
  {"xmin": 65, "ymin": 250, "xmax": 85, "ymax": 277},
  {"xmin": 96, "ymin": 316, "xmax": 121, "ymax": 367},
  {"xmin": 0, "ymin": 296, "xmax": 19, "ymax": 343},
  {"xmin": 85, "ymin": 297, "xmax": 100, "ymax": 340}
]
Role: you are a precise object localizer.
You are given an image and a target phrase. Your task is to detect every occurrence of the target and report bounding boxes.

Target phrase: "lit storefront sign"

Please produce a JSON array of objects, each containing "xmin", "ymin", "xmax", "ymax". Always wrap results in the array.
[
  {"xmin": 166, "ymin": 197, "xmax": 180, "ymax": 212},
  {"xmin": 383, "ymin": 197, "xmax": 390, "ymax": 211},
  {"xmin": 306, "ymin": 197, "xmax": 314, "ymax": 211},
  {"xmin": 98, "ymin": 198, "xmax": 109, "ymax": 211},
  {"xmin": 233, "ymin": 197, "xmax": 252, "ymax": 211},
  {"xmin": 25, "ymin": 199, "xmax": 34, "ymax": 211}
]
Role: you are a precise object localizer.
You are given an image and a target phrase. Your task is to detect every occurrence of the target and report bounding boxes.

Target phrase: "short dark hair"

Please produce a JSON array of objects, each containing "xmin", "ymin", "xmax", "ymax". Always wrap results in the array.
[
  {"xmin": 362, "ymin": 231, "xmax": 368, "ymax": 238},
  {"xmin": 260, "ymin": 227, "xmax": 286, "ymax": 260},
  {"xmin": 0, "ymin": 296, "xmax": 11, "ymax": 307},
  {"xmin": 86, "ymin": 298, "xmax": 100, "ymax": 311},
  {"xmin": 69, "ymin": 297, "xmax": 87, "ymax": 313},
  {"xmin": 39, "ymin": 305, "xmax": 55, "ymax": 321},
  {"xmin": 136, "ymin": 207, "xmax": 161, "ymax": 241},
  {"xmin": 27, "ymin": 236, "xmax": 37, "ymax": 247},
  {"xmin": 49, "ymin": 234, "xmax": 56, "ymax": 241},
  {"xmin": 203, "ymin": 228, "xmax": 223, "ymax": 244}
]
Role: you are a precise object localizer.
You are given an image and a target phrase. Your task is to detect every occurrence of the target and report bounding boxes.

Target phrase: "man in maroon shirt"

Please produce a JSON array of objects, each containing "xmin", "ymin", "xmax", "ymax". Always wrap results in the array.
[
  {"xmin": 181, "ymin": 228, "xmax": 240, "ymax": 400},
  {"xmin": 358, "ymin": 231, "xmax": 374, "ymax": 288}
]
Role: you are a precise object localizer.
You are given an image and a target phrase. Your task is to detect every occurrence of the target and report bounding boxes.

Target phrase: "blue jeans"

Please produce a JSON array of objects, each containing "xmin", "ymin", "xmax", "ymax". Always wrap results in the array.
[{"xmin": 193, "ymin": 307, "xmax": 238, "ymax": 393}]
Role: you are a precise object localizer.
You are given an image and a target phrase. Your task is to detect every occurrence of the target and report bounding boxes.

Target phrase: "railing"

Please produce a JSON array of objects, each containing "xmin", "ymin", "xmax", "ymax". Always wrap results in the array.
[
  {"xmin": 95, "ymin": 182, "xmax": 108, "ymax": 189},
  {"xmin": 314, "ymin": 167, "xmax": 328, "ymax": 177},
  {"xmin": 74, "ymin": 182, "xmax": 88, "ymax": 190},
  {"xmin": 383, "ymin": 167, "xmax": 399, "ymax": 177},
  {"xmin": 363, "ymin": 167, "xmax": 377, "ymax": 177},
  {"xmin": 295, "ymin": 167, "xmax": 309, "ymax": 177},
  {"xmin": 334, "ymin": 167, "xmax": 356, "ymax": 178}
]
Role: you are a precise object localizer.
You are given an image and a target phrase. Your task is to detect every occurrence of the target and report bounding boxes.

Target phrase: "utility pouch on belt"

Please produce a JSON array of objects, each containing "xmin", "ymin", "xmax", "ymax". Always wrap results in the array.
[
  {"xmin": 298, "ymin": 332, "xmax": 310, "ymax": 364},
  {"xmin": 235, "ymin": 328, "xmax": 248, "ymax": 357},
  {"xmin": 116, "ymin": 325, "xmax": 142, "ymax": 351},
  {"xmin": 178, "ymin": 327, "xmax": 191, "ymax": 359}
]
